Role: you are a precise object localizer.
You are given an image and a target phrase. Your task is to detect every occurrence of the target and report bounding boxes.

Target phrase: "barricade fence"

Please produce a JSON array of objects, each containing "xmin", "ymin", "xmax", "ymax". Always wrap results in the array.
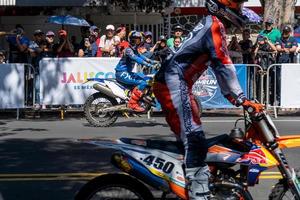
[
  {"xmin": 1, "ymin": 58, "xmax": 300, "ymax": 117},
  {"xmin": 0, "ymin": 63, "xmax": 35, "ymax": 108}
]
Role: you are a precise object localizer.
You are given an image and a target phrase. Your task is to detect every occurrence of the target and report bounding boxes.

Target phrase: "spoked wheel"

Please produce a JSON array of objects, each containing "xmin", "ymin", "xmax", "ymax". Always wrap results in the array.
[
  {"xmin": 269, "ymin": 170, "xmax": 300, "ymax": 200},
  {"xmin": 75, "ymin": 174, "xmax": 154, "ymax": 200},
  {"xmin": 84, "ymin": 92, "xmax": 119, "ymax": 127}
]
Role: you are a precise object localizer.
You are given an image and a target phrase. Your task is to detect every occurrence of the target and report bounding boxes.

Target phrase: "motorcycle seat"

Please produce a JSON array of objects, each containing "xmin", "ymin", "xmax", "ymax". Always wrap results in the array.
[{"xmin": 119, "ymin": 134, "xmax": 230, "ymax": 154}]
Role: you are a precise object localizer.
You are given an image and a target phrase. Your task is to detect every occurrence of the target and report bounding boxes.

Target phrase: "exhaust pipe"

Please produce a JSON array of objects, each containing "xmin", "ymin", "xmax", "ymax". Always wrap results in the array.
[{"xmin": 93, "ymin": 83, "xmax": 118, "ymax": 98}]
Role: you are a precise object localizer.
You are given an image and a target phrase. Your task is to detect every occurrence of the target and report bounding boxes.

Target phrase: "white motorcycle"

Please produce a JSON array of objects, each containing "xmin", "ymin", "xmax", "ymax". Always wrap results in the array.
[{"xmin": 83, "ymin": 69, "xmax": 158, "ymax": 127}]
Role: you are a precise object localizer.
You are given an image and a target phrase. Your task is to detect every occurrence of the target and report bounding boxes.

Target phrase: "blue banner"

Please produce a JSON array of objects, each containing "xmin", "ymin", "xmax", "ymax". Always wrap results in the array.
[{"xmin": 192, "ymin": 64, "xmax": 248, "ymax": 109}]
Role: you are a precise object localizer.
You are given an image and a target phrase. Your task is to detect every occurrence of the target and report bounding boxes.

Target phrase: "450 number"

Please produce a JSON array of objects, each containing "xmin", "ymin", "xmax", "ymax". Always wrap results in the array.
[{"xmin": 143, "ymin": 155, "xmax": 175, "ymax": 173}]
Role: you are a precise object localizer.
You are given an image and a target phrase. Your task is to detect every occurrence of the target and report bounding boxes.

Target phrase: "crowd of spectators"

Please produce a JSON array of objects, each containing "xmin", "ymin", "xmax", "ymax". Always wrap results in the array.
[
  {"xmin": 228, "ymin": 18, "xmax": 299, "ymax": 67},
  {"xmin": 0, "ymin": 23, "xmax": 186, "ymax": 66}
]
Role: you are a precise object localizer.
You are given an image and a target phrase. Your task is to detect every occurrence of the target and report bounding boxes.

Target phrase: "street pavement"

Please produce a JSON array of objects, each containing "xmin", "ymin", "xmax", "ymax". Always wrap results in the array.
[{"xmin": 0, "ymin": 114, "xmax": 300, "ymax": 200}]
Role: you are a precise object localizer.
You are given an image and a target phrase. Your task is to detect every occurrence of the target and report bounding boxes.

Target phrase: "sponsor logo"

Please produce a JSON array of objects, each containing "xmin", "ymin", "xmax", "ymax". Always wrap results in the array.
[
  {"xmin": 192, "ymin": 68, "xmax": 218, "ymax": 103},
  {"xmin": 61, "ymin": 71, "xmax": 115, "ymax": 84},
  {"xmin": 249, "ymin": 168, "xmax": 260, "ymax": 173},
  {"xmin": 180, "ymin": 81, "xmax": 192, "ymax": 132},
  {"xmin": 237, "ymin": 148, "xmax": 267, "ymax": 165}
]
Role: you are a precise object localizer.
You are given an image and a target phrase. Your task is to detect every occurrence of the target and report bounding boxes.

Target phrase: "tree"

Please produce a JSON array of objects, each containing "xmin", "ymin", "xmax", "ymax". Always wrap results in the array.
[{"xmin": 260, "ymin": 0, "xmax": 297, "ymax": 28}]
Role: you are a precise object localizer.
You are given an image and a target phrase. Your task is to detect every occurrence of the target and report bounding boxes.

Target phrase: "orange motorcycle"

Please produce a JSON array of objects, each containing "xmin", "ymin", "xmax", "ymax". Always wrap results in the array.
[{"xmin": 76, "ymin": 108, "xmax": 300, "ymax": 200}]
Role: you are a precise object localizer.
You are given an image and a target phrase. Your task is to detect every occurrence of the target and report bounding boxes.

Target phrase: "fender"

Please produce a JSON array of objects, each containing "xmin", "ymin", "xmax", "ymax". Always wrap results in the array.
[
  {"xmin": 93, "ymin": 83, "xmax": 118, "ymax": 99},
  {"xmin": 276, "ymin": 135, "xmax": 300, "ymax": 149}
]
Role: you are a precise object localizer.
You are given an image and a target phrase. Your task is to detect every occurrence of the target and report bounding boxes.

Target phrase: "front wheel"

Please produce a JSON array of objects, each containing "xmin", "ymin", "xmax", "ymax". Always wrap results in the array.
[
  {"xmin": 75, "ymin": 174, "xmax": 154, "ymax": 200},
  {"xmin": 84, "ymin": 92, "xmax": 119, "ymax": 127},
  {"xmin": 269, "ymin": 170, "xmax": 300, "ymax": 200}
]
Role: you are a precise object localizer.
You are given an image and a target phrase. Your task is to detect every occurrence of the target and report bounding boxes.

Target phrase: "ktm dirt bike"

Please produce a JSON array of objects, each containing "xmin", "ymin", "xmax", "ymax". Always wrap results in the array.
[
  {"xmin": 83, "ymin": 64, "xmax": 160, "ymax": 127},
  {"xmin": 76, "ymin": 107, "xmax": 300, "ymax": 200}
]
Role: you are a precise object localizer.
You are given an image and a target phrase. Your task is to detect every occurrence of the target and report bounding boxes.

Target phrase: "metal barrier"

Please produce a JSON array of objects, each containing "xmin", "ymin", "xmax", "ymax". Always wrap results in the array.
[
  {"xmin": 0, "ymin": 63, "xmax": 35, "ymax": 119},
  {"xmin": 241, "ymin": 64, "xmax": 264, "ymax": 103},
  {"xmin": 266, "ymin": 63, "xmax": 300, "ymax": 117}
]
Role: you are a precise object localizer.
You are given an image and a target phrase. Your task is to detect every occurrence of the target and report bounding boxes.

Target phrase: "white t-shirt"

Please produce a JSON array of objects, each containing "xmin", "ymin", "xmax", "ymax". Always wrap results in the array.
[{"xmin": 99, "ymin": 35, "xmax": 114, "ymax": 49}]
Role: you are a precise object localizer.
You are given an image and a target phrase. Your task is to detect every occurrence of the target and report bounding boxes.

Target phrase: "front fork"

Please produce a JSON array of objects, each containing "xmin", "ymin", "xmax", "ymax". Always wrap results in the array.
[{"xmin": 272, "ymin": 147, "xmax": 300, "ymax": 198}]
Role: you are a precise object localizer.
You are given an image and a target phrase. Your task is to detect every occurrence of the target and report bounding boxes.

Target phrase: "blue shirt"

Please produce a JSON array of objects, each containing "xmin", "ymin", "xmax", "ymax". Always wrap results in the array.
[
  {"xmin": 115, "ymin": 47, "xmax": 155, "ymax": 72},
  {"xmin": 6, "ymin": 35, "xmax": 30, "ymax": 50}
]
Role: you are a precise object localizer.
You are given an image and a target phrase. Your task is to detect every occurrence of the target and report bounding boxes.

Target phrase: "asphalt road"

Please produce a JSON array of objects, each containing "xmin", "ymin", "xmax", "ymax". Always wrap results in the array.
[{"xmin": 0, "ymin": 115, "xmax": 300, "ymax": 200}]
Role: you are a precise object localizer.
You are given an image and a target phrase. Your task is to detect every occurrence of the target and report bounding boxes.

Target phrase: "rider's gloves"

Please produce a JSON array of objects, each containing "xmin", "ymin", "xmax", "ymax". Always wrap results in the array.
[
  {"xmin": 225, "ymin": 93, "xmax": 263, "ymax": 113},
  {"xmin": 146, "ymin": 63, "xmax": 153, "ymax": 68},
  {"xmin": 242, "ymin": 99, "xmax": 264, "ymax": 113}
]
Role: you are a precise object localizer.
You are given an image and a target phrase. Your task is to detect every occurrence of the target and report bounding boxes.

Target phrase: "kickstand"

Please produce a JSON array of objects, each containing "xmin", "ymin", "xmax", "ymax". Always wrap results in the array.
[{"xmin": 122, "ymin": 112, "xmax": 130, "ymax": 118}]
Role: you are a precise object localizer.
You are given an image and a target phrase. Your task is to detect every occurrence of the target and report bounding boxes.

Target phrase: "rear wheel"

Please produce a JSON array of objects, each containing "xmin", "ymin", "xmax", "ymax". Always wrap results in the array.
[
  {"xmin": 75, "ymin": 174, "xmax": 154, "ymax": 200},
  {"xmin": 84, "ymin": 92, "xmax": 119, "ymax": 127}
]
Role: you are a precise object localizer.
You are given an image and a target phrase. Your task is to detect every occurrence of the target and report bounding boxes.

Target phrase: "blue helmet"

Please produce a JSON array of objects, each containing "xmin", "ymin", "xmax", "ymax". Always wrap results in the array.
[{"xmin": 128, "ymin": 31, "xmax": 144, "ymax": 48}]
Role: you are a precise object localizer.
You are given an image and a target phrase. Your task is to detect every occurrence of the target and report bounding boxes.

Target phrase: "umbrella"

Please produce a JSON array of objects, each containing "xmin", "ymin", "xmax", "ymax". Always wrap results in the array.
[
  {"xmin": 46, "ymin": 15, "xmax": 90, "ymax": 27},
  {"xmin": 242, "ymin": 7, "xmax": 262, "ymax": 24}
]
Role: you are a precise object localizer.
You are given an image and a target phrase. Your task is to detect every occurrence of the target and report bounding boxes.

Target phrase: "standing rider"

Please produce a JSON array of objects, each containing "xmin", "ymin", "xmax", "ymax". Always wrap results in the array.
[
  {"xmin": 115, "ymin": 31, "xmax": 158, "ymax": 112},
  {"xmin": 153, "ymin": 0, "xmax": 264, "ymax": 199}
]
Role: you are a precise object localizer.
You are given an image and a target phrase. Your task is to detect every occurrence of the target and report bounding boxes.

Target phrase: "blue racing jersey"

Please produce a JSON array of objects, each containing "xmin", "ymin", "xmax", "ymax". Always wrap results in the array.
[{"xmin": 115, "ymin": 47, "xmax": 155, "ymax": 72}]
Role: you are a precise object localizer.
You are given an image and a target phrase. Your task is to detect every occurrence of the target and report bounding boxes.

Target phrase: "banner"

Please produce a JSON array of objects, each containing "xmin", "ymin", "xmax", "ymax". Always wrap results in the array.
[
  {"xmin": 0, "ymin": 64, "xmax": 25, "ymax": 109},
  {"xmin": 192, "ymin": 65, "xmax": 248, "ymax": 109},
  {"xmin": 281, "ymin": 64, "xmax": 300, "ymax": 108},
  {"xmin": 39, "ymin": 58, "xmax": 120, "ymax": 105}
]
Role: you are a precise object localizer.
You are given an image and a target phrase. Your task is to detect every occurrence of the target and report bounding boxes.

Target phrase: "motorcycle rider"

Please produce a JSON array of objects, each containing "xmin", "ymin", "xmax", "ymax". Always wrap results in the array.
[
  {"xmin": 115, "ymin": 31, "xmax": 158, "ymax": 112},
  {"xmin": 153, "ymin": 0, "xmax": 264, "ymax": 199}
]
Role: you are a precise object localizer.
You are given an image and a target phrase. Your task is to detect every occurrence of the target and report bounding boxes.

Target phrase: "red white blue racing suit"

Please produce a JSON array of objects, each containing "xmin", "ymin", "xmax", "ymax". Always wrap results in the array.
[
  {"xmin": 115, "ymin": 47, "xmax": 156, "ymax": 90},
  {"xmin": 153, "ymin": 15, "xmax": 245, "ymax": 198}
]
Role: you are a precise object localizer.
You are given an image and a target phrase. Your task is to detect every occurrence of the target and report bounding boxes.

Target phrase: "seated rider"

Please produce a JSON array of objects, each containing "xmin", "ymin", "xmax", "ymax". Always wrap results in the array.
[{"xmin": 115, "ymin": 31, "xmax": 158, "ymax": 112}]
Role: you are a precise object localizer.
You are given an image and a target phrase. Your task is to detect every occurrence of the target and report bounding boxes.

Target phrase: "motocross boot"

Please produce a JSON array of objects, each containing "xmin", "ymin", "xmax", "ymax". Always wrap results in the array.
[
  {"xmin": 186, "ymin": 165, "xmax": 211, "ymax": 200},
  {"xmin": 128, "ymin": 87, "xmax": 145, "ymax": 112}
]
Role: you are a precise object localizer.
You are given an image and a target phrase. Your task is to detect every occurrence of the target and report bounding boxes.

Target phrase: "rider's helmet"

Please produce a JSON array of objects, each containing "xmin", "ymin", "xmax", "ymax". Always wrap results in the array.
[
  {"xmin": 205, "ymin": 0, "xmax": 248, "ymax": 28},
  {"xmin": 128, "ymin": 30, "xmax": 144, "ymax": 49}
]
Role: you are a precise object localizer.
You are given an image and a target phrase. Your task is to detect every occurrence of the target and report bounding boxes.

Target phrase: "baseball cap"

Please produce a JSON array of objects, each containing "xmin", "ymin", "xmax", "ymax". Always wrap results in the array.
[
  {"xmin": 116, "ymin": 26, "xmax": 126, "ymax": 33},
  {"xmin": 173, "ymin": 25, "xmax": 183, "ymax": 30},
  {"xmin": 144, "ymin": 31, "xmax": 153, "ymax": 37},
  {"xmin": 282, "ymin": 25, "xmax": 291, "ymax": 33},
  {"xmin": 58, "ymin": 29, "xmax": 67, "ymax": 37},
  {"xmin": 106, "ymin": 24, "xmax": 115, "ymax": 31},
  {"xmin": 159, "ymin": 35, "xmax": 167, "ymax": 41},
  {"xmin": 46, "ymin": 31, "xmax": 55, "ymax": 37},
  {"xmin": 265, "ymin": 18, "xmax": 274, "ymax": 24},
  {"xmin": 34, "ymin": 29, "xmax": 44, "ymax": 35},
  {"xmin": 89, "ymin": 25, "xmax": 99, "ymax": 32},
  {"xmin": 257, "ymin": 34, "xmax": 265, "ymax": 42}
]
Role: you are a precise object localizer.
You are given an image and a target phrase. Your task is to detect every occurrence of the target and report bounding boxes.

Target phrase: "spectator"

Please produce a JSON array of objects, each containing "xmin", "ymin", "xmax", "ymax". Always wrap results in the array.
[
  {"xmin": 170, "ymin": 36, "xmax": 182, "ymax": 52},
  {"xmin": 153, "ymin": 35, "xmax": 171, "ymax": 63},
  {"xmin": 239, "ymin": 29, "xmax": 253, "ymax": 64},
  {"xmin": 99, "ymin": 24, "xmax": 115, "ymax": 57},
  {"xmin": 78, "ymin": 37, "xmax": 93, "ymax": 57},
  {"xmin": 0, "ymin": 51, "xmax": 6, "ymax": 63},
  {"xmin": 6, "ymin": 24, "xmax": 30, "ymax": 63},
  {"xmin": 71, "ymin": 35, "xmax": 80, "ymax": 56},
  {"xmin": 227, "ymin": 35, "xmax": 243, "ymax": 63},
  {"xmin": 259, "ymin": 18, "xmax": 281, "ymax": 44},
  {"xmin": 115, "ymin": 26, "xmax": 129, "ymax": 57},
  {"xmin": 28, "ymin": 29, "xmax": 45, "ymax": 67},
  {"xmin": 167, "ymin": 25, "xmax": 184, "ymax": 48},
  {"xmin": 143, "ymin": 31, "xmax": 154, "ymax": 51},
  {"xmin": 275, "ymin": 25, "xmax": 298, "ymax": 63},
  {"xmin": 254, "ymin": 35, "xmax": 277, "ymax": 54},
  {"xmin": 43, "ymin": 31, "xmax": 56, "ymax": 57},
  {"xmin": 55, "ymin": 30, "xmax": 75, "ymax": 57},
  {"xmin": 28, "ymin": 29, "xmax": 46, "ymax": 105},
  {"xmin": 88, "ymin": 25, "xmax": 101, "ymax": 57}
]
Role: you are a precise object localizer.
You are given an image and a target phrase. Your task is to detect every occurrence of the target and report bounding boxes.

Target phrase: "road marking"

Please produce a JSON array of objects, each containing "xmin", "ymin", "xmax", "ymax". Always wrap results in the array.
[
  {"xmin": 0, "ymin": 172, "xmax": 282, "ymax": 181},
  {"xmin": 202, "ymin": 119, "xmax": 300, "ymax": 123}
]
